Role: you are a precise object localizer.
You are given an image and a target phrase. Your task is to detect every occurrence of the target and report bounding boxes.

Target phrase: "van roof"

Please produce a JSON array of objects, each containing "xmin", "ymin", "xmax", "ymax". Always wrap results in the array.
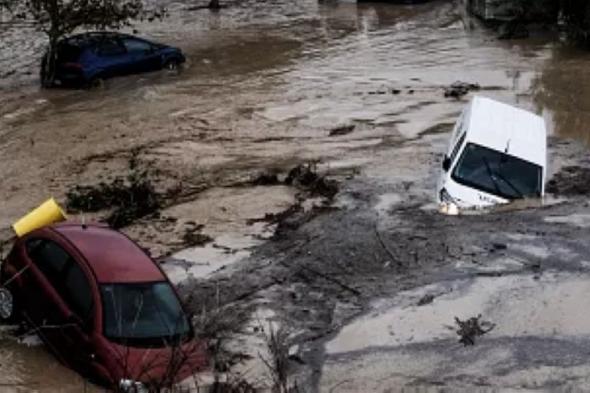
[{"xmin": 465, "ymin": 96, "xmax": 546, "ymax": 167}]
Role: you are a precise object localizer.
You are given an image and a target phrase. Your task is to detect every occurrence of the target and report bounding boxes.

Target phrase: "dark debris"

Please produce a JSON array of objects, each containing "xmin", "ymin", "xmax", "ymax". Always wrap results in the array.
[
  {"xmin": 66, "ymin": 156, "xmax": 161, "ymax": 228},
  {"xmin": 444, "ymin": 81, "xmax": 481, "ymax": 99},
  {"xmin": 182, "ymin": 224, "xmax": 213, "ymax": 247},
  {"xmin": 329, "ymin": 125, "xmax": 355, "ymax": 137},
  {"xmin": 454, "ymin": 314, "xmax": 495, "ymax": 346},
  {"xmin": 285, "ymin": 163, "xmax": 338, "ymax": 199}
]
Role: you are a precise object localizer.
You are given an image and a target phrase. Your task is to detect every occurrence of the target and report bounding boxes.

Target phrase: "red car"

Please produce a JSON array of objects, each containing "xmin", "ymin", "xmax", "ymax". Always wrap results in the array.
[{"xmin": 0, "ymin": 223, "xmax": 206, "ymax": 390}]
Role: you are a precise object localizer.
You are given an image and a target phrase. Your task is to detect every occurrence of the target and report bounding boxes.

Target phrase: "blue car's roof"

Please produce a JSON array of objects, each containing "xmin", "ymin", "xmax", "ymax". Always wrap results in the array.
[{"xmin": 63, "ymin": 32, "xmax": 158, "ymax": 49}]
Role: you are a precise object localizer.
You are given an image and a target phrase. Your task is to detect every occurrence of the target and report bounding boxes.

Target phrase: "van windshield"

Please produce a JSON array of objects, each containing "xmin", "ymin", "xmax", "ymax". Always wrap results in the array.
[
  {"xmin": 101, "ymin": 282, "xmax": 191, "ymax": 346},
  {"xmin": 452, "ymin": 143, "xmax": 542, "ymax": 200}
]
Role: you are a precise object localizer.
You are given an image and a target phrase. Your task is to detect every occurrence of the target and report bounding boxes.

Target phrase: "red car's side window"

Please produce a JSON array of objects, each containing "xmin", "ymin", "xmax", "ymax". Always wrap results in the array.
[
  {"xmin": 63, "ymin": 262, "xmax": 94, "ymax": 325},
  {"xmin": 25, "ymin": 239, "xmax": 95, "ymax": 328},
  {"xmin": 26, "ymin": 239, "xmax": 70, "ymax": 290}
]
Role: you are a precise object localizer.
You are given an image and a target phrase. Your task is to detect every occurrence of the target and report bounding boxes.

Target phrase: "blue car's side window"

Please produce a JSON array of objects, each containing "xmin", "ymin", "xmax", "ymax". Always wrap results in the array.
[
  {"xmin": 123, "ymin": 38, "xmax": 152, "ymax": 54},
  {"xmin": 96, "ymin": 39, "xmax": 126, "ymax": 57}
]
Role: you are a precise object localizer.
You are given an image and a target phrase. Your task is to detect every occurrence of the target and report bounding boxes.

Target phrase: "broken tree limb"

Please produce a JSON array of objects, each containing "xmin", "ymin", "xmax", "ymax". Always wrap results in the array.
[
  {"xmin": 298, "ymin": 265, "xmax": 361, "ymax": 296},
  {"xmin": 454, "ymin": 314, "xmax": 495, "ymax": 346},
  {"xmin": 374, "ymin": 225, "xmax": 402, "ymax": 265}
]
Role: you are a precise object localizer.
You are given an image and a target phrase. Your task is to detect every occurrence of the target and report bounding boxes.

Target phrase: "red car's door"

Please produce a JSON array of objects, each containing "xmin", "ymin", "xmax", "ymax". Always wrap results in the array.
[
  {"xmin": 18, "ymin": 238, "xmax": 78, "ymax": 364},
  {"xmin": 55, "ymin": 253, "xmax": 98, "ymax": 376},
  {"xmin": 19, "ymin": 238, "xmax": 97, "ymax": 374}
]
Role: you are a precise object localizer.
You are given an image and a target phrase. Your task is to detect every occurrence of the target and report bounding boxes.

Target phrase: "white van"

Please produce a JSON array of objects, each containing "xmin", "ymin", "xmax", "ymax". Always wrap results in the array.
[{"xmin": 437, "ymin": 96, "xmax": 546, "ymax": 209}]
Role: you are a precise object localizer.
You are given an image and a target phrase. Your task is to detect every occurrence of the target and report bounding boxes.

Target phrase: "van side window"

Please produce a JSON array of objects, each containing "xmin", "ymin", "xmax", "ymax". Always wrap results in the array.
[{"xmin": 449, "ymin": 132, "xmax": 466, "ymax": 165}]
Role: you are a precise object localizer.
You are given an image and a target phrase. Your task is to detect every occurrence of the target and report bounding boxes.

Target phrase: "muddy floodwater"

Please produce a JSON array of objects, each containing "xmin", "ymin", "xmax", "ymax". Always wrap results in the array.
[{"xmin": 2, "ymin": 0, "xmax": 590, "ymax": 391}]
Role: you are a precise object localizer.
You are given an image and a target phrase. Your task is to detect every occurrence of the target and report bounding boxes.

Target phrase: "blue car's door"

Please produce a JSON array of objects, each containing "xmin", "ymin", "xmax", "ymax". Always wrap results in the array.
[
  {"xmin": 93, "ymin": 38, "xmax": 130, "ymax": 78},
  {"xmin": 121, "ymin": 37, "xmax": 161, "ymax": 73}
]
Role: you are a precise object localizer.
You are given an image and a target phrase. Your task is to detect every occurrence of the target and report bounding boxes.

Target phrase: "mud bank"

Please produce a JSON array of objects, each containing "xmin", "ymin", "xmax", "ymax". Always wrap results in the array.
[{"xmin": 179, "ymin": 136, "xmax": 590, "ymax": 392}]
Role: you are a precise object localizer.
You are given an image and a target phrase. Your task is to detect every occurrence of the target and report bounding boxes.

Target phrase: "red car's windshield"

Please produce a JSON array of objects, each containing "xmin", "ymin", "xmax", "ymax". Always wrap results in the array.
[{"xmin": 101, "ymin": 282, "xmax": 191, "ymax": 346}]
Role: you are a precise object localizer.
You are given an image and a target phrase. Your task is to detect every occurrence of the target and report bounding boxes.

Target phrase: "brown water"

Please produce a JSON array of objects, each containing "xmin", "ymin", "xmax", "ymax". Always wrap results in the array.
[
  {"xmin": 0, "ymin": 0, "xmax": 589, "ymax": 390},
  {"xmin": 0, "ymin": 329, "xmax": 104, "ymax": 392}
]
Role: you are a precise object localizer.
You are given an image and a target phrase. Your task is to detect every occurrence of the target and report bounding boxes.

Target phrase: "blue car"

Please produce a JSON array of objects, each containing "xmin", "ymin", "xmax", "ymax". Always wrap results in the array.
[{"xmin": 42, "ymin": 32, "xmax": 186, "ymax": 87}]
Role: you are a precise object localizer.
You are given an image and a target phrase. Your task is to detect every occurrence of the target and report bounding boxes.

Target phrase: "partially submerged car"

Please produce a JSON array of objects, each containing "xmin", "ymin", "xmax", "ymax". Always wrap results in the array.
[
  {"xmin": 42, "ymin": 31, "xmax": 186, "ymax": 87},
  {"xmin": 437, "ymin": 96, "xmax": 546, "ymax": 209},
  {"xmin": 0, "ymin": 223, "xmax": 206, "ymax": 389}
]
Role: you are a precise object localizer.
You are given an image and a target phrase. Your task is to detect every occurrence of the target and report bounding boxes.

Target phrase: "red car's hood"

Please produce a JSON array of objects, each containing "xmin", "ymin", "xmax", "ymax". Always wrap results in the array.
[{"xmin": 104, "ymin": 339, "xmax": 208, "ymax": 386}]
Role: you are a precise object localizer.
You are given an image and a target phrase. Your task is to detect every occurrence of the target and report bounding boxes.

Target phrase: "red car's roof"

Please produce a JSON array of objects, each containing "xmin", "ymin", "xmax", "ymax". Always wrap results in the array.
[{"xmin": 51, "ymin": 224, "xmax": 165, "ymax": 283}]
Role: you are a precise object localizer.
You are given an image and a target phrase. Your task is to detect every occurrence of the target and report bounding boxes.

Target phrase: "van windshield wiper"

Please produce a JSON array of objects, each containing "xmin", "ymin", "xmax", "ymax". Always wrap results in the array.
[
  {"xmin": 494, "ymin": 170, "xmax": 525, "ymax": 199},
  {"xmin": 482, "ymin": 157, "xmax": 502, "ymax": 196}
]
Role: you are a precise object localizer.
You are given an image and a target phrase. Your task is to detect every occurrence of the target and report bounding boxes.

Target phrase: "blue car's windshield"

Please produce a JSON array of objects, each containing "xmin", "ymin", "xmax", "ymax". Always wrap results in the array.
[
  {"xmin": 101, "ymin": 282, "xmax": 191, "ymax": 345},
  {"xmin": 452, "ymin": 143, "xmax": 542, "ymax": 200}
]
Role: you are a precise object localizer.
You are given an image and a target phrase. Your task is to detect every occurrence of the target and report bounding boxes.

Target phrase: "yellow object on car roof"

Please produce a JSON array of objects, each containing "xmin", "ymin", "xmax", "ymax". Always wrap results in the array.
[{"xmin": 12, "ymin": 198, "xmax": 67, "ymax": 237}]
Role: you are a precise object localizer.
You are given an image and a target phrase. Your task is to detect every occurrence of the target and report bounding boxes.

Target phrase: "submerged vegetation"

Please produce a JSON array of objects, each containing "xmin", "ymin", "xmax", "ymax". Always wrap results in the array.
[
  {"xmin": 66, "ymin": 155, "xmax": 161, "ymax": 228},
  {"xmin": 469, "ymin": 0, "xmax": 590, "ymax": 44},
  {"xmin": 561, "ymin": 0, "xmax": 590, "ymax": 42}
]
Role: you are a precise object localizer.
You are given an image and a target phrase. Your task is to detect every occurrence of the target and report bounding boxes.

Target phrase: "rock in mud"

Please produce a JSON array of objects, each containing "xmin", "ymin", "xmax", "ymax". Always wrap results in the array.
[
  {"xmin": 491, "ymin": 242, "xmax": 507, "ymax": 252},
  {"xmin": 444, "ymin": 81, "xmax": 481, "ymax": 99},
  {"xmin": 182, "ymin": 224, "xmax": 213, "ymax": 247},
  {"xmin": 285, "ymin": 163, "xmax": 338, "ymax": 199},
  {"xmin": 329, "ymin": 125, "xmax": 355, "ymax": 137},
  {"xmin": 417, "ymin": 294, "xmax": 435, "ymax": 306},
  {"xmin": 252, "ymin": 172, "xmax": 281, "ymax": 186}
]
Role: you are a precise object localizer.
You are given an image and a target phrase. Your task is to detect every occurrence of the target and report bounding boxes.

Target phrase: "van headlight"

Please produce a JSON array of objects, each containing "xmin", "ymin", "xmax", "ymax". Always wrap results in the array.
[
  {"xmin": 439, "ymin": 188, "xmax": 455, "ymax": 203},
  {"xmin": 439, "ymin": 188, "xmax": 459, "ymax": 215},
  {"xmin": 119, "ymin": 379, "xmax": 148, "ymax": 393}
]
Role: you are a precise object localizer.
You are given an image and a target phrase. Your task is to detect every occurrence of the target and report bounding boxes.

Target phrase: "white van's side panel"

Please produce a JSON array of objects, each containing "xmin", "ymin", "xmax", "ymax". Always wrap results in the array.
[
  {"xmin": 437, "ymin": 104, "xmax": 471, "ymax": 199},
  {"xmin": 446, "ymin": 105, "xmax": 469, "ymax": 157}
]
